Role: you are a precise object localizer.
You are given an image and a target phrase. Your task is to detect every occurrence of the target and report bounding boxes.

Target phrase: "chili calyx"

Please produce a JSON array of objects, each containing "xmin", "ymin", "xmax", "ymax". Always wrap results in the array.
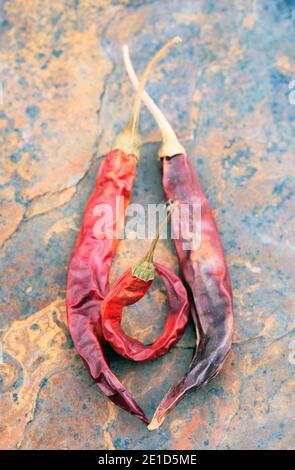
[
  {"xmin": 124, "ymin": 47, "xmax": 234, "ymax": 430},
  {"xmin": 66, "ymin": 38, "xmax": 181, "ymax": 424}
]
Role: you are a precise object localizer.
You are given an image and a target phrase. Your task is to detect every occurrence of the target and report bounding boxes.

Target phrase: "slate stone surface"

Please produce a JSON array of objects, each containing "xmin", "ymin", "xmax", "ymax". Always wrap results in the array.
[{"xmin": 0, "ymin": 0, "xmax": 294, "ymax": 450}]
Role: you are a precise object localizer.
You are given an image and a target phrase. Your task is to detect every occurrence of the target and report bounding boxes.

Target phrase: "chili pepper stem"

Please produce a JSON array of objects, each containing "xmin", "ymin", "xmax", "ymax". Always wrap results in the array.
[
  {"xmin": 128, "ymin": 37, "xmax": 181, "ymax": 135},
  {"xmin": 122, "ymin": 44, "xmax": 186, "ymax": 158},
  {"xmin": 132, "ymin": 203, "xmax": 173, "ymax": 281},
  {"xmin": 144, "ymin": 210, "xmax": 172, "ymax": 263},
  {"xmin": 115, "ymin": 37, "xmax": 182, "ymax": 159}
]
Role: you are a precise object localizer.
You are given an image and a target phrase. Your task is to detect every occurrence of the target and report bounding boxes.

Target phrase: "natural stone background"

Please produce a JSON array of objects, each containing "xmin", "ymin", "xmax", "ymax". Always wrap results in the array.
[{"xmin": 0, "ymin": 0, "xmax": 294, "ymax": 450}]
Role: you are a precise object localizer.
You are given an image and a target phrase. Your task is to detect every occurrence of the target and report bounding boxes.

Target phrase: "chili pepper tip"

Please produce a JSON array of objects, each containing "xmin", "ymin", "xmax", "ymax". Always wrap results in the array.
[
  {"xmin": 147, "ymin": 417, "xmax": 162, "ymax": 431},
  {"xmin": 173, "ymin": 36, "xmax": 182, "ymax": 43}
]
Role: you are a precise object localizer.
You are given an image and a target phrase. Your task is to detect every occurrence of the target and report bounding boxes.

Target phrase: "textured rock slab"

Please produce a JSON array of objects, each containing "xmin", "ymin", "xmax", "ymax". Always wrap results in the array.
[{"xmin": 0, "ymin": 0, "xmax": 294, "ymax": 450}]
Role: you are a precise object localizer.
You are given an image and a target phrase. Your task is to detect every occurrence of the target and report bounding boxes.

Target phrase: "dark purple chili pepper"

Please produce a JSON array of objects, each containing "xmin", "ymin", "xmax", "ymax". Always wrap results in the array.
[{"xmin": 124, "ymin": 47, "xmax": 234, "ymax": 429}]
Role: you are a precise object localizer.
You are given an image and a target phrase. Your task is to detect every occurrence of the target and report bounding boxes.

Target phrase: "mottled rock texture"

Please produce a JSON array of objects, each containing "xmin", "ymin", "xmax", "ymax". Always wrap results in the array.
[{"xmin": 0, "ymin": 0, "xmax": 294, "ymax": 450}]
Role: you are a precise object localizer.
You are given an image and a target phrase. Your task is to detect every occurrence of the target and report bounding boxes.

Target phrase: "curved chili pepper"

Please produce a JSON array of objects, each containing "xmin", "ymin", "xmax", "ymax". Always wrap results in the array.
[
  {"xmin": 101, "ymin": 264, "xmax": 189, "ymax": 362},
  {"xmin": 66, "ymin": 37, "xmax": 181, "ymax": 424},
  {"xmin": 101, "ymin": 207, "xmax": 190, "ymax": 361},
  {"xmin": 124, "ymin": 47, "xmax": 234, "ymax": 429}
]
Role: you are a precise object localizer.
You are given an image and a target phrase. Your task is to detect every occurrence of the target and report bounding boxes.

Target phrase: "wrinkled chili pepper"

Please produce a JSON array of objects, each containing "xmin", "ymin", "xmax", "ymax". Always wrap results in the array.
[
  {"xmin": 124, "ymin": 47, "xmax": 234, "ymax": 429},
  {"xmin": 66, "ymin": 37, "xmax": 181, "ymax": 424},
  {"xmin": 101, "ymin": 205, "xmax": 190, "ymax": 362}
]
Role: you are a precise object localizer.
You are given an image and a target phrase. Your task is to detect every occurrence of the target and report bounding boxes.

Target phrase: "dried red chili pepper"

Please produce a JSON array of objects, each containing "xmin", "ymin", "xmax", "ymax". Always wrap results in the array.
[
  {"xmin": 124, "ymin": 47, "xmax": 234, "ymax": 429},
  {"xmin": 66, "ymin": 37, "xmax": 181, "ymax": 424},
  {"xmin": 101, "ymin": 206, "xmax": 190, "ymax": 361}
]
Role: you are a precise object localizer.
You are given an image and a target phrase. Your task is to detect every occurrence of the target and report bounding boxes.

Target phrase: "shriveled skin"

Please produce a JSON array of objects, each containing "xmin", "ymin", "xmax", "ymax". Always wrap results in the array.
[
  {"xmin": 149, "ymin": 154, "xmax": 234, "ymax": 429},
  {"xmin": 101, "ymin": 263, "xmax": 190, "ymax": 362},
  {"xmin": 66, "ymin": 148, "xmax": 149, "ymax": 424}
]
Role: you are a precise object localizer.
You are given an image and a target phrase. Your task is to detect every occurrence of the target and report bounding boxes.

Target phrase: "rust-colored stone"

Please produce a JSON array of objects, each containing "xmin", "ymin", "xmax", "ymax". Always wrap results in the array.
[{"xmin": 1, "ymin": 0, "xmax": 294, "ymax": 450}]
